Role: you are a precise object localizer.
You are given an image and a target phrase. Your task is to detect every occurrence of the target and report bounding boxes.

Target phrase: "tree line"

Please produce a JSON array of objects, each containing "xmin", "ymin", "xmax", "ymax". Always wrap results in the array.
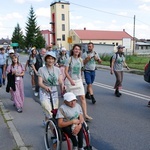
[{"xmin": 11, "ymin": 6, "xmax": 45, "ymax": 50}]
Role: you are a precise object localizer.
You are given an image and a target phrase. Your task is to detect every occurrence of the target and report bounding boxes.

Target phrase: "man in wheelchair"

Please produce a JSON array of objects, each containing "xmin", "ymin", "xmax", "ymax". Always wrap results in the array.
[{"xmin": 56, "ymin": 92, "xmax": 84, "ymax": 150}]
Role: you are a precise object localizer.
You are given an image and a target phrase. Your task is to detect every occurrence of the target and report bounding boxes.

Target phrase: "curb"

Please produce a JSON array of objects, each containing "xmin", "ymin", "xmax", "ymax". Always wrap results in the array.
[
  {"xmin": 0, "ymin": 100, "xmax": 28, "ymax": 150},
  {"xmin": 96, "ymin": 65, "xmax": 144, "ymax": 75}
]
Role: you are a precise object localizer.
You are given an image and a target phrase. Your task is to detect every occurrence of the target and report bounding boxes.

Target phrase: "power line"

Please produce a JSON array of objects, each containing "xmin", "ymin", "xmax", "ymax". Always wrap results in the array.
[
  {"xmin": 70, "ymin": 2, "xmax": 133, "ymax": 19},
  {"xmin": 70, "ymin": 2, "xmax": 150, "ymax": 27}
]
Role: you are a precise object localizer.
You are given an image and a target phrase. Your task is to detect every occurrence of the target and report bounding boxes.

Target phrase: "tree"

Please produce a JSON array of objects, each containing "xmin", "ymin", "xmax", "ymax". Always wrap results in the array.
[
  {"xmin": 11, "ymin": 23, "xmax": 25, "ymax": 49},
  {"xmin": 25, "ymin": 6, "xmax": 45, "ymax": 49}
]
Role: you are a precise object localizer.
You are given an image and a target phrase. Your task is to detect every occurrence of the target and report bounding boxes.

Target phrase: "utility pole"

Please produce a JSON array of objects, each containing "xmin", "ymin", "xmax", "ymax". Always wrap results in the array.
[{"xmin": 133, "ymin": 15, "xmax": 136, "ymax": 55}]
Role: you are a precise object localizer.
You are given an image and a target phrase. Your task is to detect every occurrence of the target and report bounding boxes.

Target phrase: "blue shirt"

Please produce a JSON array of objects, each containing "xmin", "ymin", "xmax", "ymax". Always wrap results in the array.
[{"xmin": 0, "ymin": 53, "xmax": 7, "ymax": 65}]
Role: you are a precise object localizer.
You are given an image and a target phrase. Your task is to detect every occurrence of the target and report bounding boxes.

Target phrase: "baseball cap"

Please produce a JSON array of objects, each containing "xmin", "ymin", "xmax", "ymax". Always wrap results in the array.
[
  {"xmin": 117, "ymin": 45, "xmax": 125, "ymax": 49},
  {"xmin": 63, "ymin": 92, "xmax": 77, "ymax": 102},
  {"xmin": 61, "ymin": 47, "xmax": 67, "ymax": 51},
  {"xmin": 8, "ymin": 49, "xmax": 14, "ymax": 54},
  {"xmin": 44, "ymin": 51, "xmax": 56, "ymax": 60}
]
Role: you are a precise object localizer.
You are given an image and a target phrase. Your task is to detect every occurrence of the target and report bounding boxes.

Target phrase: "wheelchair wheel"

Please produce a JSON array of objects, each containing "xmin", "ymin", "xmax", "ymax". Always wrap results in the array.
[
  {"xmin": 44, "ymin": 118, "xmax": 62, "ymax": 150},
  {"xmin": 82, "ymin": 122, "xmax": 92, "ymax": 149}
]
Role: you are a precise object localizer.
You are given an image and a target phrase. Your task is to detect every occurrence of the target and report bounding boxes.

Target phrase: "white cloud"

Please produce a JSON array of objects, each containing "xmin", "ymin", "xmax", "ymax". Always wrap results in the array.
[
  {"xmin": 118, "ymin": 12, "xmax": 128, "ymax": 16},
  {"xmin": 0, "ymin": 12, "xmax": 23, "ymax": 21},
  {"xmin": 14, "ymin": 0, "xmax": 44, "ymax": 4},
  {"xmin": 139, "ymin": 4, "xmax": 150, "ymax": 11},
  {"xmin": 111, "ymin": 20, "xmax": 116, "ymax": 24},
  {"xmin": 70, "ymin": 13, "xmax": 82, "ymax": 20},
  {"xmin": 139, "ymin": 0, "xmax": 150, "ymax": 2},
  {"xmin": 36, "ymin": 7, "xmax": 50, "ymax": 18}
]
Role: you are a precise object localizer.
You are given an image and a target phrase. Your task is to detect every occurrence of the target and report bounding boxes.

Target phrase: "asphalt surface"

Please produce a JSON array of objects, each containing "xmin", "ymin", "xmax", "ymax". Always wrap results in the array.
[{"xmin": 0, "ymin": 65, "xmax": 145, "ymax": 150}]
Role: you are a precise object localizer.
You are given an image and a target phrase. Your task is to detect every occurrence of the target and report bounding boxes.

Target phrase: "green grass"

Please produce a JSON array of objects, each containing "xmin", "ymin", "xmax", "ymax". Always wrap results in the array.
[{"xmin": 100, "ymin": 55, "xmax": 150, "ymax": 70}]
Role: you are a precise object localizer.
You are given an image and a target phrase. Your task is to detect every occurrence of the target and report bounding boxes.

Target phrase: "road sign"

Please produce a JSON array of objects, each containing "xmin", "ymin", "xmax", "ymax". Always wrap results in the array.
[
  {"xmin": 67, "ymin": 37, "xmax": 72, "ymax": 43},
  {"xmin": 11, "ymin": 43, "xmax": 19, "ymax": 47}
]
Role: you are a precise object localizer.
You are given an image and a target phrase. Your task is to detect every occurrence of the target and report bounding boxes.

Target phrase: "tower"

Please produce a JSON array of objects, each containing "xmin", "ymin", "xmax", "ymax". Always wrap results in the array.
[{"xmin": 50, "ymin": 0, "xmax": 70, "ymax": 50}]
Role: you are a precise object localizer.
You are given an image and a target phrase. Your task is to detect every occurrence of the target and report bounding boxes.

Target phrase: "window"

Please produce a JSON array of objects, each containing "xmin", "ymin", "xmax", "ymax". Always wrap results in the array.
[
  {"xmin": 62, "ymin": 14, "xmax": 65, "ymax": 21},
  {"xmin": 116, "ymin": 43, "xmax": 118, "ymax": 46},
  {"xmin": 73, "ymin": 35, "xmax": 76, "ymax": 41},
  {"xmin": 62, "ymin": 34, "xmax": 65, "ymax": 41},
  {"xmin": 62, "ymin": 24, "xmax": 65, "ymax": 31},
  {"xmin": 61, "ymin": 5, "xmax": 64, "ymax": 9}
]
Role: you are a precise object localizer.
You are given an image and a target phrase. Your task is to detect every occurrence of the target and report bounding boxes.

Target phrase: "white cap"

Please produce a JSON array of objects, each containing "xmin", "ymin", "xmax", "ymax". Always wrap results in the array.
[
  {"xmin": 8, "ymin": 49, "xmax": 14, "ymax": 54},
  {"xmin": 31, "ymin": 47, "xmax": 36, "ymax": 51},
  {"xmin": 45, "ymin": 51, "xmax": 56, "ymax": 60},
  {"xmin": 63, "ymin": 92, "xmax": 77, "ymax": 102},
  {"xmin": 61, "ymin": 47, "xmax": 67, "ymax": 51}
]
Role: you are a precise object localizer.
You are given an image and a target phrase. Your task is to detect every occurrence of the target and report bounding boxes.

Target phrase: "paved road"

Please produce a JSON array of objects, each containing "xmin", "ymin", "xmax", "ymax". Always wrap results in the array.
[{"xmin": 0, "ymin": 54, "xmax": 150, "ymax": 150}]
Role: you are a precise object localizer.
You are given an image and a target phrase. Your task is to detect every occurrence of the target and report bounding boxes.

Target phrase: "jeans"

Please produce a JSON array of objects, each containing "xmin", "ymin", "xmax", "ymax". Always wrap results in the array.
[{"xmin": 0, "ymin": 67, "xmax": 3, "ymax": 85}]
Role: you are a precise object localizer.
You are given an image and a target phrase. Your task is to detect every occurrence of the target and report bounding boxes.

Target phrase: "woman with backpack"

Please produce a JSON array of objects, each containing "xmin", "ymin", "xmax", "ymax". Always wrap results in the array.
[
  {"xmin": 57, "ymin": 47, "xmax": 68, "ymax": 96},
  {"xmin": 110, "ymin": 45, "xmax": 129, "ymax": 97},
  {"xmin": 65, "ymin": 44, "xmax": 92, "ymax": 121},
  {"xmin": 6, "ymin": 54, "xmax": 25, "ymax": 113},
  {"xmin": 25, "ymin": 47, "xmax": 37, "ymax": 90}
]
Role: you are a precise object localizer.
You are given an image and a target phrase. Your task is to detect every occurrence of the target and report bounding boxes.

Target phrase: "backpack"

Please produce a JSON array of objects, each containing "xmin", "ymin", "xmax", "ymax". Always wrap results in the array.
[
  {"xmin": 110, "ymin": 53, "xmax": 118, "ymax": 67},
  {"xmin": 69, "ymin": 56, "xmax": 83, "ymax": 70}
]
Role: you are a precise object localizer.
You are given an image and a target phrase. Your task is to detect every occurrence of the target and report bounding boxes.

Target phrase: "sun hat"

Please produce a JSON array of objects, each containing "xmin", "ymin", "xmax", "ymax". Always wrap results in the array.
[
  {"xmin": 117, "ymin": 45, "xmax": 125, "ymax": 49},
  {"xmin": 61, "ymin": 47, "xmax": 67, "ymax": 51},
  {"xmin": 63, "ymin": 92, "xmax": 77, "ymax": 102},
  {"xmin": 31, "ymin": 47, "xmax": 36, "ymax": 51},
  {"xmin": 8, "ymin": 49, "xmax": 14, "ymax": 54},
  {"xmin": 44, "ymin": 51, "xmax": 56, "ymax": 60}
]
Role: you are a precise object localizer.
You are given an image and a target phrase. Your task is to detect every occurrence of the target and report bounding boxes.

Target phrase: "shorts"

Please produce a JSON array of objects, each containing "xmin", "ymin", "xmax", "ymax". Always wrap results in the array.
[{"xmin": 84, "ymin": 70, "xmax": 95, "ymax": 85}]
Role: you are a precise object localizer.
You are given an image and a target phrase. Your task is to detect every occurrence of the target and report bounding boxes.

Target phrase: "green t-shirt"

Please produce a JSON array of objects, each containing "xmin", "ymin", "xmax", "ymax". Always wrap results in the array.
[{"xmin": 65, "ymin": 56, "xmax": 83, "ymax": 80}]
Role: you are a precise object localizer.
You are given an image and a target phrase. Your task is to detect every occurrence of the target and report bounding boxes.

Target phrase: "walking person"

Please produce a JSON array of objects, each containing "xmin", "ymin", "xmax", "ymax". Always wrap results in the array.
[
  {"xmin": 82, "ymin": 42, "xmax": 102, "ymax": 104},
  {"xmin": 25, "ymin": 47, "xmax": 37, "ymax": 90},
  {"xmin": 0, "ymin": 47, "xmax": 7, "ymax": 87},
  {"xmin": 38, "ymin": 51, "xmax": 64, "ymax": 123},
  {"xmin": 6, "ymin": 54, "xmax": 25, "ymax": 113},
  {"xmin": 57, "ymin": 47, "xmax": 68, "ymax": 96},
  {"xmin": 65, "ymin": 44, "xmax": 92, "ymax": 121},
  {"xmin": 110, "ymin": 45, "xmax": 129, "ymax": 97},
  {"xmin": 32, "ymin": 48, "xmax": 47, "ymax": 97}
]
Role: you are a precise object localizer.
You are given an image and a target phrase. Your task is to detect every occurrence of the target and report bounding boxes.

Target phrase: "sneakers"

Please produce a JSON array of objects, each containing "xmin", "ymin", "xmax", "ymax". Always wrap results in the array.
[
  {"xmin": 34, "ymin": 92, "xmax": 38, "ymax": 97},
  {"xmin": 85, "ymin": 92, "xmax": 91, "ymax": 99},
  {"xmin": 147, "ymin": 101, "xmax": 150, "ymax": 107},
  {"xmin": 73, "ymin": 147, "xmax": 78, "ymax": 150},
  {"xmin": 42, "ymin": 120, "xmax": 46, "ymax": 127},
  {"xmin": 17, "ymin": 108, "xmax": 22, "ymax": 113},
  {"xmin": 91, "ymin": 96, "xmax": 96, "ymax": 104},
  {"xmin": 32, "ymin": 86, "xmax": 35, "ymax": 90}
]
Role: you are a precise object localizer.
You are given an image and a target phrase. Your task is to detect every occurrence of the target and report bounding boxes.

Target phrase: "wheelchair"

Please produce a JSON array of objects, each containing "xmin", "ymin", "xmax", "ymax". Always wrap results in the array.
[{"xmin": 44, "ymin": 92, "xmax": 92, "ymax": 150}]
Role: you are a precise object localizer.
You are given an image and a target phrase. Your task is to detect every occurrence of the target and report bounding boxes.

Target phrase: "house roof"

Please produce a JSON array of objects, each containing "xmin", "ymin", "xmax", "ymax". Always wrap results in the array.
[
  {"xmin": 73, "ymin": 29, "xmax": 133, "ymax": 40},
  {"xmin": 0, "ymin": 38, "xmax": 11, "ymax": 45}
]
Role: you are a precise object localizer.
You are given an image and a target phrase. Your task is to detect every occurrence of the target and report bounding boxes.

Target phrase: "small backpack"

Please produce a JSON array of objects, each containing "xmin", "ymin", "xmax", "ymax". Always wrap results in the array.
[{"xmin": 110, "ymin": 53, "xmax": 118, "ymax": 67}]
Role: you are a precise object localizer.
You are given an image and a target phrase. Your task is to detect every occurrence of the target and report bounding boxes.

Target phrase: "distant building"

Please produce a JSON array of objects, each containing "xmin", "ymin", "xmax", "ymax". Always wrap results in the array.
[
  {"xmin": 50, "ymin": 0, "xmax": 70, "ymax": 50},
  {"xmin": 135, "ymin": 41, "xmax": 150, "ymax": 55},
  {"xmin": 70, "ymin": 28, "xmax": 133, "ymax": 53},
  {"xmin": 0, "ymin": 38, "xmax": 11, "ymax": 49},
  {"xmin": 41, "ymin": 30, "xmax": 51, "ymax": 47},
  {"xmin": 49, "ymin": 1, "xmax": 133, "ymax": 53}
]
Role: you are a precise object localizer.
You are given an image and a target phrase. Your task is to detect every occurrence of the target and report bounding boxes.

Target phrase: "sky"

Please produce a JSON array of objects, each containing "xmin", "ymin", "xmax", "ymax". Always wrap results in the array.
[{"xmin": 1, "ymin": 0, "xmax": 150, "ymax": 40}]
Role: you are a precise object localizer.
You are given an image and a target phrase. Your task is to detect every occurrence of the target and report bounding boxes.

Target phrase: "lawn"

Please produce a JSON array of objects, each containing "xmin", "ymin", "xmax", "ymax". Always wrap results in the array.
[{"xmin": 100, "ymin": 55, "xmax": 150, "ymax": 70}]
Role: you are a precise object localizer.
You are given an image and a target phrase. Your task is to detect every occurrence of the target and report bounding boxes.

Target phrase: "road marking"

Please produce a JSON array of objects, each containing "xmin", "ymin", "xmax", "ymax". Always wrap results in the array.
[{"xmin": 93, "ymin": 82, "xmax": 150, "ymax": 101}]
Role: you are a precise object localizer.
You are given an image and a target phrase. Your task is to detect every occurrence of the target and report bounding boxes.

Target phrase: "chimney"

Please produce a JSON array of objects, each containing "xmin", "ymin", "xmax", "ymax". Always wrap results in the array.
[
  {"xmin": 84, "ymin": 27, "xmax": 86, "ymax": 30},
  {"xmin": 123, "ymin": 29, "xmax": 125, "ymax": 32}
]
